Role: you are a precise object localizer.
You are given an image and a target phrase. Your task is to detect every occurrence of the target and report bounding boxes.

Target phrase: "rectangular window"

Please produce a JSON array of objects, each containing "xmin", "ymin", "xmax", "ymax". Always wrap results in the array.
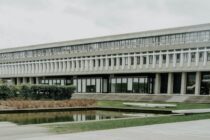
[
  {"xmin": 109, "ymin": 58, "xmax": 111, "ymax": 66},
  {"xmin": 183, "ymin": 53, "xmax": 188, "ymax": 62},
  {"xmin": 208, "ymin": 52, "xmax": 210, "ymax": 61},
  {"xmin": 156, "ymin": 55, "xmax": 159, "ymax": 64},
  {"xmin": 125, "ymin": 57, "xmax": 128, "ymax": 65},
  {"xmin": 169, "ymin": 54, "xmax": 173, "ymax": 63},
  {"xmin": 199, "ymin": 52, "xmax": 204, "ymax": 62},
  {"xmin": 119, "ymin": 57, "xmax": 122, "ymax": 65},
  {"xmin": 143, "ymin": 56, "xmax": 147, "ymax": 64},
  {"xmin": 131, "ymin": 57, "xmax": 134, "ymax": 65},
  {"xmin": 137, "ymin": 56, "xmax": 140, "ymax": 65},
  {"xmin": 162, "ymin": 54, "xmax": 166, "ymax": 63},
  {"xmin": 149, "ymin": 55, "xmax": 153, "ymax": 64},
  {"xmin": 191, "ymin": 52, "xmax": 196, "ymax": 62},
  {"xmin": 176, "ymin": 53, "xmax": 180, "ymax": 63},
  {"xmin": 114, "ymin": 58, "xmax": 116, "ymax": 66}
]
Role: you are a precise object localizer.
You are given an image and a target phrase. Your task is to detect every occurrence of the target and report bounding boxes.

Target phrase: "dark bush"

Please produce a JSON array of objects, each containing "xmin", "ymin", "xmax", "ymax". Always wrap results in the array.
[
  {"xmin": 0, "ymin": 85, "xmax": 12, "ymax": 100},
  {"xmin": 0, "ymin": 84, "xmax": 75, "ymax": 100}
]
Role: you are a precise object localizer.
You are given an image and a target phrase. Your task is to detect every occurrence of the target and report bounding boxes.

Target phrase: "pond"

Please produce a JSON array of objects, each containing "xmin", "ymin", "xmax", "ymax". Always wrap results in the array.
[{"xmin": 0, "ymin": 110, "xmax": 157, "ymax": 125}]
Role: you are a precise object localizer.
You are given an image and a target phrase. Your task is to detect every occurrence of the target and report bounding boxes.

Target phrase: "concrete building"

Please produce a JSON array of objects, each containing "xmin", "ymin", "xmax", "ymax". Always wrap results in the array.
[{"xmin": 1, "ymin": 23, "xmax": 210, "ymax": 96}]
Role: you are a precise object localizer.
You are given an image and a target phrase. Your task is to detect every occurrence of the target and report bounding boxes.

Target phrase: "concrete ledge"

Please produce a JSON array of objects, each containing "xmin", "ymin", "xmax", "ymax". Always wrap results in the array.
[
  {"xmin": 172, "ymin": 109, "xmax": 210, "ymax": 115},
  {"xmin": 0, "ymin": 106, "xmax": 172, "ymax": 114},
  {"xmin": 72, "ymin": 93, "xmax": 210, "ymax": 103}
]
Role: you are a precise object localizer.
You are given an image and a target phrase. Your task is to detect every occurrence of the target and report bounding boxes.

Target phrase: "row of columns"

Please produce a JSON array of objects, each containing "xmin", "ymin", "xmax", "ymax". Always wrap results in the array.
[
  {"xmin": 0, "ymin": 49, "xmax": 208, "ymax": 76},
  {"xmin": 154, "ymin": 72, "xmax": 201, "ymax": 95},
  {"xmin": 15, "ymin": 77, "xmax": 40, "ymax": 85}
]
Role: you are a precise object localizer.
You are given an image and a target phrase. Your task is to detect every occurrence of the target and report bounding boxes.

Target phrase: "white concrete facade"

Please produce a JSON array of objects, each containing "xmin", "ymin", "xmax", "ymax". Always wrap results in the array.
[{"xmin": 1, "ymin": 23, "xmax": 210, "ymax": 95}]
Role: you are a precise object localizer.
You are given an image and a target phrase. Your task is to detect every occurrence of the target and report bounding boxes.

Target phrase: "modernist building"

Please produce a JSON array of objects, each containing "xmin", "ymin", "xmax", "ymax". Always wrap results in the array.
[{"xmin": 1, "ymin": 23, "xmax": 210, "ymax": 96}]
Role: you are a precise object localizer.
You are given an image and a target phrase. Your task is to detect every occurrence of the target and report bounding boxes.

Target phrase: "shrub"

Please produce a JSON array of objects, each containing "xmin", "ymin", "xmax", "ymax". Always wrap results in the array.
[
  {"xmin": 0, "ymin": 85, "xmax": 11, "ymax": 100},
  {"xmin": 0, "ymin": 84, "xmax": 75, "ymax": 100}
]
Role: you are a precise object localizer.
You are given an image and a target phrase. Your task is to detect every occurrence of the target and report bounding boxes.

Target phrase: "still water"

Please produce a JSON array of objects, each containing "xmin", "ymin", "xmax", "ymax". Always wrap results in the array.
[{"xmin": 0, "ymin": 110, "xmax": 145, "ymax": 125}]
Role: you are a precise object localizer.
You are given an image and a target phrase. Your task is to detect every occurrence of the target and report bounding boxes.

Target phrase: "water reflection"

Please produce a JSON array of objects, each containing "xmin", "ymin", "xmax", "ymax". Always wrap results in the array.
[{"xmin": 0, "ymin": 110, "xmax": 128, "ymax": 125}]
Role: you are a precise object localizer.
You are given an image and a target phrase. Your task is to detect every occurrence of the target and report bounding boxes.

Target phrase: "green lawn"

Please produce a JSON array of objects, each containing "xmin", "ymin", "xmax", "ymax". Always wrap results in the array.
[
  {"xmin": 45, "ymin": 100, "xmax": 210, "ymax": 134},
  {"xmin": 97, "ymin": 100, "xmax": 210, "ymax": 110},
  {"xmin": 47, "ymin": 113, "xmax": 210, "ymax": 134}
]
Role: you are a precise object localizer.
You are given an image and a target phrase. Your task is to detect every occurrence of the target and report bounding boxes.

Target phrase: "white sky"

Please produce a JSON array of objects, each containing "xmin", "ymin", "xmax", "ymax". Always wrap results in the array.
[{"xmin": 0, "ymin": 0, "xmax": 210, "ymax": 49}]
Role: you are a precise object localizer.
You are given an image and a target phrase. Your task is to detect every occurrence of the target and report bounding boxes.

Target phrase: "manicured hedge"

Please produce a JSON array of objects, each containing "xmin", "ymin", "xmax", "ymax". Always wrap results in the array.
[{"xmin": 0, "ymin": 84, "xmax": 75, "ymax": 100}]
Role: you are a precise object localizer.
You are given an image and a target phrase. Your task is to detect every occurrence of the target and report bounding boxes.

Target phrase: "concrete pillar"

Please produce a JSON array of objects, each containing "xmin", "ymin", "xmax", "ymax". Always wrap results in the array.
[
  {"xmin": 195, "ymin": 72, "xmax": 201, "ymax": 95},
  {"xmin": 173, "ymin": 53, "xmax": 176, "ymax": 68},
  {"xmin": 111, "ymin": 57, "xmax": 114, "ymax": 70},
  {"xmin": 140, "ymin": 55, "xmax": 143, "ymax": 69},
  {"xmin": 180, "ymin": 51, "xmax": 184, "ymax": 67},
  {"xmin": 187, "ymin": 51, "xmax": 191, "ymax": 67},
  {"xmin": 89, "ymin": 58, "xmax": 93, "ymax": 71},
  {"xmin": 80, "ymin": 59, "xmax": 84, "ymax": 71},
  {"xmin": 181, "ymin": 72, "xmax": 187, "ymax": 95},
  {"xmin": 116, "ymin": 56, "xmax": 120, "ymax": 70},
  {"xmin": 29, "ymin": 77, "xmax": 34, "ymax": 84},
  {"xmin": 67, "ymin": 60, "xmax": 70, "ymax": 72},
  {"xmin": 127, "ymin": 56, "xmax": 131, "ymax": 69},
  {"xmin": 105, "ymin": 56, "xmax": 109, "ymax": 70},
  {"xmin": 154, "ymin": 73, "xmax": 161, "ymax": 94},
  {"xmin": 166, "ymin": 53, "xmax": 169, "ymax": 68},
  {"xmin": 133, "ymin": 55, "xmax": 137, "ymax": 69},
  {"xmin": 72, "ymin": 59, "xmax": 75, "ymax": 71},
  {"xmin": 167, "ymin": 73, "xmax": 174, "ymax": 95},
  {"xmin": 159, "ymin": 54, "xmax": 162, "ymax": 68},
  {"xmin": 146, "ymin": 54, "xmax": 149, "ymax": 68},
  {"xmin": 23, "ymin": 77, "xmax": 27, "ymax": 84},
  {"xmin": 35, "ymin": 77, "xmax": 39, "ymax": 85},
  {"xmin": 203, "ymin": 49, "xmax": 207, "ymax": 66},
  {"xmin": 195, "ymin": 49, "xmax": 199, "ymax": 66},
  {"xmin": 122, "ymin": 56, "xmax": 125, "ymax": 69},
  {"xmin": 11, "ymin": 78, "xmax": 16, "ymax": 85},
  {"xmin": 152, "ymin": 53, "xmax": 156, "ymax": 68},
  {"xmin": 17, "ymin": 78, "xmax": 21, "ymax": 85}
]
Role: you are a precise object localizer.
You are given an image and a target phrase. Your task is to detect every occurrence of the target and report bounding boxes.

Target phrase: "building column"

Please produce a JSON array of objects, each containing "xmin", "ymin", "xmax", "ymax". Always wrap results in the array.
[
  {"xmin": 154, "ymin": 73, "xmax": 161, "ymax": 94},
  {"xmin": 140, "ymin": 55, "xmax": 143, "ymax": 69},
  {"xmin": 116, "ymin": 56, "xmax": 120, "ymax": 70},
  {"xmin": 195, "ymin": 71, "xmax": 201, "ymax": 95},
  {"xmin": 100, "ymin": 58, "xmax": 103, "ymax": 70},
  {"xmin": 35, "ymin": 77, "xmax": 39, "ymax": 85},
  {"xmin": 133, "ymin": 55, "xmax": 137, "ymax": 69},
  {"xmin": 127, "ymin": 56, "xmax": 131, "ymax": 69},
  {"xmin": 181, "ymin": 72, "xmax": 187, "ymax": 95},
  {"xmin": 17, "ymin": 78, "xmax": 21, "ymax": 85},
  {"xmin": 11, "ymin": 78, "xmax": 16, "ymax": 85},
  {"xmin": 166, "ymin": 52, "xmax": 169, "ymax": 68},
  {"xmin": 180, "ymin": 51, "xmax": 184, "ymax": 67},
  {"xmin": 29, "ymin": 77, "xmax": 34, "ymax": 84},
  {"xmin": 173, "ymin": 53, "xmax": 176, "ymax": 68},
  {"xmin": 111, "ymin": 56, "xmax": 114, "ymax": 70},
  {"xmin": 105, "ymin": 56, "xmax": 109, "ymax": 70},
  {"xmin": 195, "ymin": 48, "xmax": 199, "ymax": 66},
  {"xmin": 146, "ymin": 54, "xmax": 149, "ymax": 68},
  {"xmin": 72, "ymin": 59, "xmax": 75, "ymax": 72},
  {"xmin": 75, "ymin": 59, "xmax": 79, "ymax": 72},
  {"xmin": 167, "ymin": 73, "xmax": 173, "ymax": 95},
  {"xmin": 152, "ymin": 53, "xmax": 156, "ymax": 68},
  {"xmin": 159, "ymin": 54, "xmax": 162, "ymax": 68},
  {"xmin": 203, "ymin": 48, "xmax": 207, "ymax": 66},
  {"xmin": 122, "ymin": 56, "xmax": 125, "ymax": 69},
  {"xmin": 187, "ymin": 51, "xmax": 191, "ymax": 67},
  {"xmin": 23, "ymin": 77, "xmax": 27, "ymax": 84}
]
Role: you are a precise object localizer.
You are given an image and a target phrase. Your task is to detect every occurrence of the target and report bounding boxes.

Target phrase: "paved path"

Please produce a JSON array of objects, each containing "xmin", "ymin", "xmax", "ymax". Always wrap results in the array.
[
  {"xmin": 0, "ymin": 122, "xmax": 50, "ymax": 140},
  {"xmin": 21, "ymin": 119, "xmax": 210, "ymax": 140}
]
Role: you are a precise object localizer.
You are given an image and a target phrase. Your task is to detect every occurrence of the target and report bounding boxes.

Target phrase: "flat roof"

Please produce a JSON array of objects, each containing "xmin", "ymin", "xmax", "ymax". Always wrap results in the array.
[{"xmin": 1, "ymin": 23, "xmax": 210, "ymax": 53}]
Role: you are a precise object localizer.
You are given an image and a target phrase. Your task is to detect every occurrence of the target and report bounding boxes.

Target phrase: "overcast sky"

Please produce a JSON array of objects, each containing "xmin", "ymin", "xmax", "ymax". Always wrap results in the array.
[{"xmin": 0, "ymin": 0, "xmax": 210, "ymax": 49}]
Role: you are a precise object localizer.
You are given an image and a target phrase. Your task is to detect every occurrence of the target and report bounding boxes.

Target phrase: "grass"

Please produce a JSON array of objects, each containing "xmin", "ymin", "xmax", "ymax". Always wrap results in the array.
[
  {"xmin": 47, "ymin": 113, "xmax": 210, "ymax": 134},
  {"xmin": 97, "ymin": 100, "xmax": 210, "ymax": 110}
]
